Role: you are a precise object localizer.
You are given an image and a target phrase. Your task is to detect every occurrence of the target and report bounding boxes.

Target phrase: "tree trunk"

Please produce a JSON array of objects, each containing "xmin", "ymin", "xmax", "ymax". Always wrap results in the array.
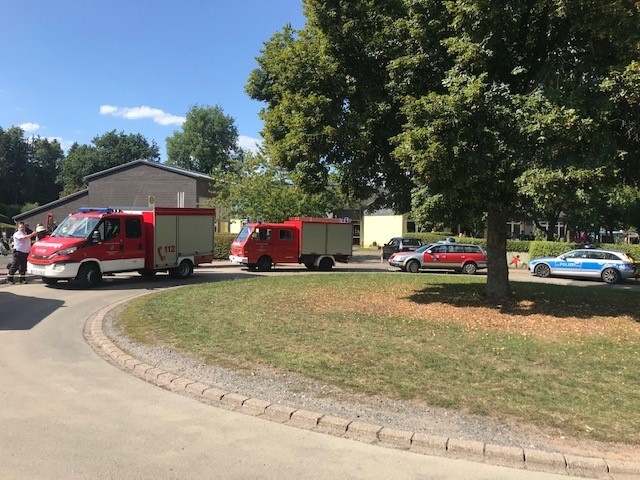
[{"xmin": 485, "ymin": 209, "xmax": 512, "ymax": 302}]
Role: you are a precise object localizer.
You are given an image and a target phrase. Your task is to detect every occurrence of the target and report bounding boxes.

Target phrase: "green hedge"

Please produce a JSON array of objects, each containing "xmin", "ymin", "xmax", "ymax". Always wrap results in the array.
[
  {"xmin": 410, "ymin": 233, "xmax": 482, "ymax": 246},
  {"xmin": 529, "ymin": 241, "xmax": 640, "ymax": 260},
  {"xmin": 214, "ymin": 233, "xmax": 236, "ymax": 260}
]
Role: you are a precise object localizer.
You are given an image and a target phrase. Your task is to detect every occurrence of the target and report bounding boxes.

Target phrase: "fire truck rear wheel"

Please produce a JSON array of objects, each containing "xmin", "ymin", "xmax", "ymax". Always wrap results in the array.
[
  {"xmin": 76, "ymin": 264, "xmax": 101, "ymax": 288},
  {"xmin": 257, "ymin": 256, "xmax": 272, "ymax": 272},
  {"xmin": 318, "ymin": 257, "xmax": 333, "ymax": 271},
  {"xmin": 170, "ymin": 260, "xmax": 193, "ymax": 279}
]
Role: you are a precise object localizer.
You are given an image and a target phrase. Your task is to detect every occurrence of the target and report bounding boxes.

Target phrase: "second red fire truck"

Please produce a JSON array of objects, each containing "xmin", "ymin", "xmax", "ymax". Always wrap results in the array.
[{"xmin": 229, "ymin": 217, "xmax": 353, "ymax": 271}]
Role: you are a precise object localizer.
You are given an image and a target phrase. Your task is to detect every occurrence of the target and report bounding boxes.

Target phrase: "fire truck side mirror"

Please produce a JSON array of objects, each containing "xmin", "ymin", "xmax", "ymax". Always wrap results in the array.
[{"xmin": 91, "ymin": 230, "xmax": 102, "ymax": 244}]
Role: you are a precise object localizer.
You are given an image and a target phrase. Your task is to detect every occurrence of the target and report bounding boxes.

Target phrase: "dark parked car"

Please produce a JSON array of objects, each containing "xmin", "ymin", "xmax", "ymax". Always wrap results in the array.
[{"xmin": 381, "ymin": 237, "xmax": 423, "ymax": 260}]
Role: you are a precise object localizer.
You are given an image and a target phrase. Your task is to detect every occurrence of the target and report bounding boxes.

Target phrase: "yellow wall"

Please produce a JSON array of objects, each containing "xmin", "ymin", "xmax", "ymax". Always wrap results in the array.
[
  {"xmin": 362, "ymin": 215, "xmax": 406, "ymax": 247},
  {"xmin": 229, "ymin": 219, "xmax": 243, "ymax": 234}
]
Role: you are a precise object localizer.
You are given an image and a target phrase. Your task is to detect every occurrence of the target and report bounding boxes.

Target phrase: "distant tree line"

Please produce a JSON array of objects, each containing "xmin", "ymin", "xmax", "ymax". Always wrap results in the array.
[{"xmin": 0, "ymin": 104, "xmax": 343, "ymax": 223}]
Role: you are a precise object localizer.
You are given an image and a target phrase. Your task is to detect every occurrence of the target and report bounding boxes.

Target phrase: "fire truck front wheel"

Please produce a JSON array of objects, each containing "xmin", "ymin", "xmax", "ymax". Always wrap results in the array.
[
  {"xmin": 257, "ymin": 256, "xmax": 272, "ymax": 272},
  {"xmin": 76, "ymin": 263, "xmax": 102, "ymax": 288}
]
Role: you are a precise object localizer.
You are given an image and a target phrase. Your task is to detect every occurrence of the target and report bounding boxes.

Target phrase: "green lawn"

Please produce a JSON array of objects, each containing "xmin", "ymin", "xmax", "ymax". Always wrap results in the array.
[{"xmin": 115, "ymin": 273, "xmax": 640, "ymax": 444}]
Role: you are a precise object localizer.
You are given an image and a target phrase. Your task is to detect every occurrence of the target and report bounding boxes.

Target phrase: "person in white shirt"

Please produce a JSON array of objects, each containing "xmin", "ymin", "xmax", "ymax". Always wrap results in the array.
[{"xmin": 3, "ymin": 222, "xmax": 38, "ymax": 284}]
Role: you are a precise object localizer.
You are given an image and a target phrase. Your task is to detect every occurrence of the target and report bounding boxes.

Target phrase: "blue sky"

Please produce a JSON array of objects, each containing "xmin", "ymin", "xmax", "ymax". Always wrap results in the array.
[{"xmin": 0, "ymin": 1, "xmax": 305, "ymax": 159}]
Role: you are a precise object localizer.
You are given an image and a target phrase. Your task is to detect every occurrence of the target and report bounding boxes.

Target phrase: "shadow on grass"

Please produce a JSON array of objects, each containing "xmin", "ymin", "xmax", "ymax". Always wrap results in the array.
[{"xmin": 406, "ymin": 281, "xmax": 640, "ymax": 322}]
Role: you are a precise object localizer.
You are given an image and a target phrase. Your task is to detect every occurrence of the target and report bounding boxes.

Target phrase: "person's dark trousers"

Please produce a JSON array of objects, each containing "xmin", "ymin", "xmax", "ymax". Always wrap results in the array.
[{"xmin": 7, "ymin": 251, "xmax": 28, "ymax": 283}]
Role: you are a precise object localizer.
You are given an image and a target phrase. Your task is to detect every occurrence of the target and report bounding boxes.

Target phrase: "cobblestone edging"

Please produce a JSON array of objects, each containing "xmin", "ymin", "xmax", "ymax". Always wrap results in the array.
[{"xmin": 83, "ymin": 299, "xmax": 640, "ymax": 480}]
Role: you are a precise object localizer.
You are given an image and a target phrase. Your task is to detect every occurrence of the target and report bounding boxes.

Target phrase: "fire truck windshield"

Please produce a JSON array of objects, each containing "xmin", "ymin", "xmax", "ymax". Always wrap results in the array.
[
  {"xmin": 52, "ymin": 216, "xmax": 100, "ymax": 239},
  {"xmin": 235, "ymin": 226, "xmax": 253, "ymax": 242}
]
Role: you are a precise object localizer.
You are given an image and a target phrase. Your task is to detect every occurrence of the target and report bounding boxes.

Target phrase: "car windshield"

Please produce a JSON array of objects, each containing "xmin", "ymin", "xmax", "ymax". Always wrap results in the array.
[
  {"xmin": 51, "ymin": 216, "xmax": 100, "ymax": 239},
  {"xmin": 235, "ymin": 226, "xmax": 253, "ymax": 242}
]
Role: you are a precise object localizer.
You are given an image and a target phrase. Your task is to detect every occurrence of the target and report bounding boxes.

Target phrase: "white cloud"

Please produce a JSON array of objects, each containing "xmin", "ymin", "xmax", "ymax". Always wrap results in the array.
[
  {"xmin": 100, "ymin": 104, "xmax": 185, "ymax": 126},
  {"xmin": 20, "ymin": 122, "xmax": 41, "ymax": 132},
  {"xmin": 99, "ymin": 105, "xmax": 118, "ymax": 115},
  {"xmin": 238, "ymin": 135, "xmax": 262, "ymax": 153}
]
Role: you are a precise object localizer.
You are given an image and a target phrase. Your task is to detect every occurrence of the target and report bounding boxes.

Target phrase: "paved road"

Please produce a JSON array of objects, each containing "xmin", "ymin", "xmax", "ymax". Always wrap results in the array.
[{"xmin": 0, "ymin": 269, "xmax": 583, "ymax": 480}]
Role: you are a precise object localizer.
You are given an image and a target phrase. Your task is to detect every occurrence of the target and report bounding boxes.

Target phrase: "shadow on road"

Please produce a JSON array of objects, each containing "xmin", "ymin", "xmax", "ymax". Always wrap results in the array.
[{"xmin": 0, "ymin": 291, "xmax": 65, "ymax": 330}]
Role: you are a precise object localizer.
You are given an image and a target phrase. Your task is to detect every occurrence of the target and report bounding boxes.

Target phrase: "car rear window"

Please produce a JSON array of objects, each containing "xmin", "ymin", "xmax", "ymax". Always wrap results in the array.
[{"xmin": 403, "ymin": 238, "xmax": 421, "ymax": 246}]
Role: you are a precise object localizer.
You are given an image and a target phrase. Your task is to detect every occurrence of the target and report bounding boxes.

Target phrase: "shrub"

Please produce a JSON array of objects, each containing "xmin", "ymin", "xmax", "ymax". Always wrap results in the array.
[
  {"xmin": 506, "ymin": 239, "xmax": 531, "ymax": 252},
  {"xmin": 529, "ymin": 241, "xmax": 640, "ymax": 260},
  {"xmin": 214, "ymin": 233, "xmax": 236, "ymax": 260}
]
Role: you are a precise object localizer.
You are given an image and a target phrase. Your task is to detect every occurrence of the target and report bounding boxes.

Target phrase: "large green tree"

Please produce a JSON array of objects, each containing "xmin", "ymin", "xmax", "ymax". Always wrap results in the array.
[
  {"xmin": 0, "ymin": 127, "xmax": 63, "ymax": 209},
  {"xmin": 166, "ymin": 104, "xmax": 240, "ymax": 174},
  {"xmin": 246, "ymin": 0, "xmax": 437, "ymax": 208},
  {"xmin": 397, "ymin": 1, "xmax": 639, "ymax": 299},
  {"xmin": 209, "ymin": 150, "xmax": 341, "ymax": 223},
  {"xmin": 250, "ymin": 0, "xmax": 640, "ymax": 301},
  {"xmin": 58, "ymin": 130, "xmax": 159, "ymax": 195},
  {"xmin": 28, "ymin": 136, "xmax": 64, "ymax": 205}
]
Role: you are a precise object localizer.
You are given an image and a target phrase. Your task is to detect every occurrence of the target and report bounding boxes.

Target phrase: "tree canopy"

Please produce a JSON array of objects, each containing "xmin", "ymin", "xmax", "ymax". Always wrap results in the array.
[
  {"xmin": 248, "ymin": 0, "xmax": 640, "ymax": 300},
  {"xmin": 0, "ymin": 127, "xmax": 64, "ymax": 215},
  {"xmin": 165, "ymin": 104, "xmax": 240, "ymax": 174},
  {"xmin": 209, "ymin": 150, "xmax": 341, "ymax": 223}
]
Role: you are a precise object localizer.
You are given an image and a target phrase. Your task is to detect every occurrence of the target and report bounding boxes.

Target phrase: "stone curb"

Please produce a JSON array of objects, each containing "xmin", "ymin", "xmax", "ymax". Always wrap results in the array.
[{"xmin": 83, "ymin": 298, "xmax": 640, "ymax": 480}]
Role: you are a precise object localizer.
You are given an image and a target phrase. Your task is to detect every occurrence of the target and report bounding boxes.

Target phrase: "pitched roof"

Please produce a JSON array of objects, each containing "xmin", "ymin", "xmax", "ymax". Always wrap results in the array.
[
  {"xmin": 84, "ymin": 159, "xmax": 214, "ymax": 181},
  {"xmin": 13, "ymin": 189, "xmax": 89, "ymax": 221}
]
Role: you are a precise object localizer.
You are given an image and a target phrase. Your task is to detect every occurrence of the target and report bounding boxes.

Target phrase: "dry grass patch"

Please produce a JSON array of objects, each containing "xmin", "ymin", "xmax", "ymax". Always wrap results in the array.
[{"xmin": 302, "ymin": 284, "xmax": 639, "ymax": 339}]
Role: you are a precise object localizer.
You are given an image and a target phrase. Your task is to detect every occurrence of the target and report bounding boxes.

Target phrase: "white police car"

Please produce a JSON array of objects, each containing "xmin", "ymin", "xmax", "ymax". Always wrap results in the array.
[{"xmin": 528, "ymin": 248, "xmax": 637, "ymax": 284}]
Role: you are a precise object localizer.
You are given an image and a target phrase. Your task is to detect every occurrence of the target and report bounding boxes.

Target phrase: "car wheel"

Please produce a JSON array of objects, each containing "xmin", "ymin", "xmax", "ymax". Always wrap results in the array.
[
  {"xmin": 462, "ymin": 262, "xmax": 477, "ymax": 275},
  {"xmin": 601, "ymin": 268, "xmax": 620, "ymax": 284},
  {"xmin": 406, "ymin": 260, "xmax": 420, "ymax": 274},
  {"xmin": 318, "ymin": 257, "xmax": 333, "ymax": 271},
  {"xmin": 534, "ymin": 263, "xmax": 551, "ymax": 278},
  {"xmin": 169, "ymin": 260, "xmax": 194, "ymax": 279},
  {"xmin": 76, "ymin": 263, "xmax": 101, "ymax": 288},
  {"xmin": 257, "ymin": 256, "xmax": 272, "ymax": 272}
]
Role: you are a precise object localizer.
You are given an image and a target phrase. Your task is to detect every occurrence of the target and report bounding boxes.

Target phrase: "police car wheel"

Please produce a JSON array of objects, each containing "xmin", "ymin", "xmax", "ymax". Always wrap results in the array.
[
  {"xmin": 601, "ymin": 268, "xmax": 620, "ymax": 284},
  {"xmin": 534, "ymin": 264, "xmax": 551, "ymax": 278}
]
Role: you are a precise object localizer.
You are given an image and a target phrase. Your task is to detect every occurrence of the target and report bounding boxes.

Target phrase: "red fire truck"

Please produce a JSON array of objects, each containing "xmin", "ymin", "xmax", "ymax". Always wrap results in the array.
[
  {"xmin": 27, "ymin": 207, "xmax": 216, "ymax": 287},
  {"xmin": 229, "ymin": 217, "xmax": 352, "ymax": 271}
]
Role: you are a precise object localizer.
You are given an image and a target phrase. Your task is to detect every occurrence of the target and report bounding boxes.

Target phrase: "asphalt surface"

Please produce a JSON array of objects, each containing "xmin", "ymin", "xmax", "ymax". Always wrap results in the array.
[{"xmin": 1, "ymin": 253, "xmax": 639, "ymax": 479}]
